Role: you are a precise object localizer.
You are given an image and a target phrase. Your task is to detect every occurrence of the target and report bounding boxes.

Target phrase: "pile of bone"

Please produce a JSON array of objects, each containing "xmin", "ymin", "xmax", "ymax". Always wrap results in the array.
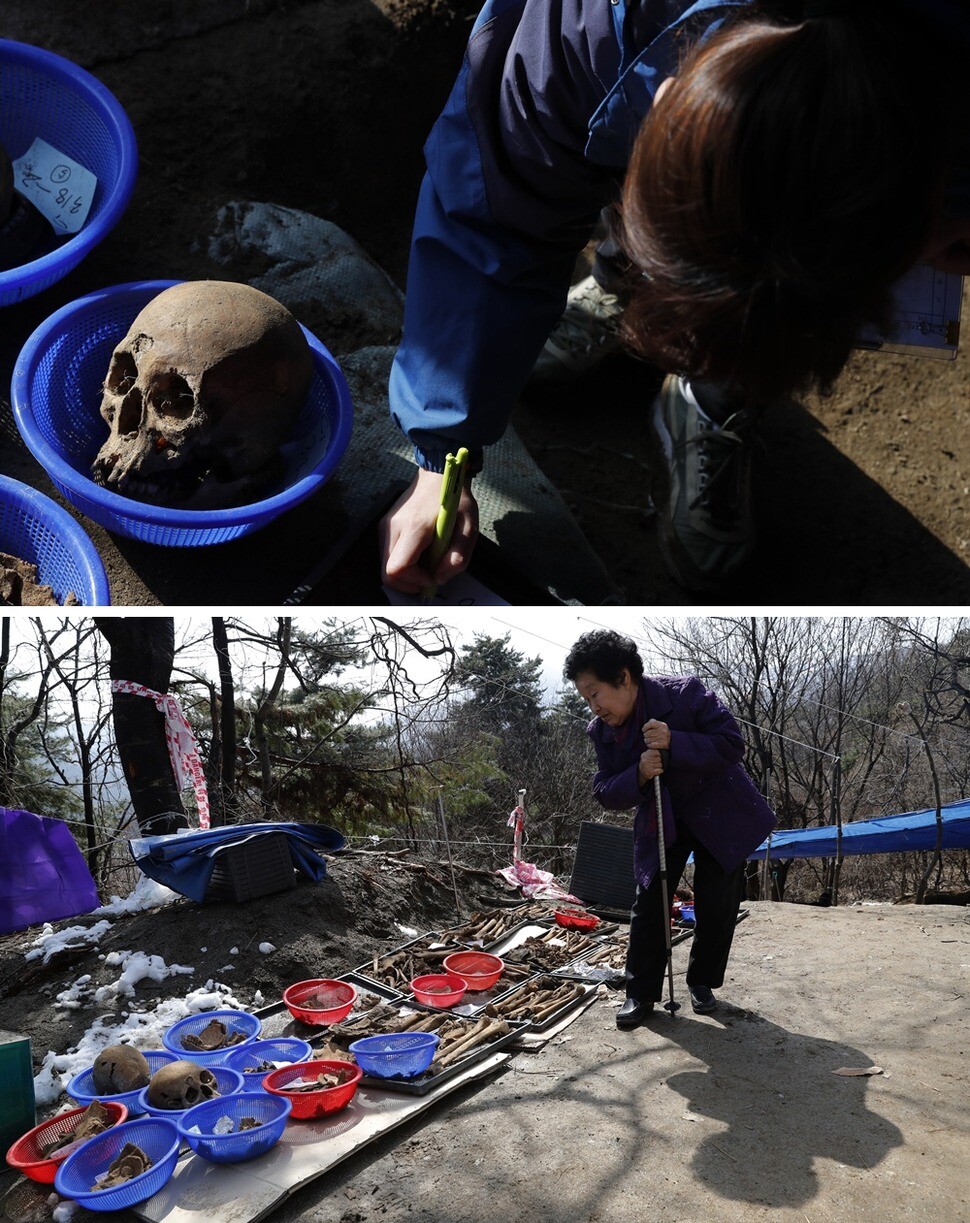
[
  {"xmin": 501, "ymin": 928, "xmax": 599, "ymax": 972},
  {"xmin": 483, "ymin": 975, "xmax": 586, "ymax": 1025},
  {"xmin": 92, "ymin": 1143, "xmax": 152, "ymax": 1192},
  {"xmin": 274, "ymin": 1067, "xmax": 354, "ymax": 1094},
  {"xmin": 40, "ymin": 1102, "xmax": 113, "ymax": 1156},
  {"xmin": 180, "ymin": 1018, "xmax": 248, "ymax": 1053},
  {"xmin": 0, "ymin": 552, "xmax": 78, "ymax": 608}
]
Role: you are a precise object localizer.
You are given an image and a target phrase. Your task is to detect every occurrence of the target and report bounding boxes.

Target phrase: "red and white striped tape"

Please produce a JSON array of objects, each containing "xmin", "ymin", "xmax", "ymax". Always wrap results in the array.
[{"xmin": 110, "ymin": 679, "xmax": 210, "ymax": 829}]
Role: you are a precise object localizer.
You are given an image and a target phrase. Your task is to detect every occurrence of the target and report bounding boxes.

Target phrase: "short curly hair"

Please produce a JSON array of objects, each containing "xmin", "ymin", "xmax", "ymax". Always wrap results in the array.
[{"xmin": 563, "ymin": 629, "xmax": 644, "ymax": 686}]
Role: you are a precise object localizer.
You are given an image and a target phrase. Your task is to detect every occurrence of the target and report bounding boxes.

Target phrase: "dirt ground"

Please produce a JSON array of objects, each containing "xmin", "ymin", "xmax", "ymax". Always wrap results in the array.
[
  {"xmin": 0, "ymin": 852, "xmax": 966, "ymax": 1223},
  {"xmin": 2, "ymin": 0, "xmax": 970, "ymax": 604}
]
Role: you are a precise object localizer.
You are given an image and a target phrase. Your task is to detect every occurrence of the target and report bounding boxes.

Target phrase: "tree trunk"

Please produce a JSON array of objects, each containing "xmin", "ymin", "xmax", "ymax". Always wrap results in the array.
[
  {"xmin": 212, "ymin": 617, "xmax": 237, "ymax": 825},
  {"xmin": 94, "ymin": 618, "xmax": 189, "ymax": 836}
]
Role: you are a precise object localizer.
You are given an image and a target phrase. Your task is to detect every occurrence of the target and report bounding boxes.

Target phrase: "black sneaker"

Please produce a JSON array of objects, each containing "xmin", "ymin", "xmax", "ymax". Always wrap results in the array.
[
  {"xmin": 688, "ymin": 985, "xmax": 717, "ymax": 1014},
  {"xmin": 648, "ymin": 374, "xmax": 757, "ymax": 591}
]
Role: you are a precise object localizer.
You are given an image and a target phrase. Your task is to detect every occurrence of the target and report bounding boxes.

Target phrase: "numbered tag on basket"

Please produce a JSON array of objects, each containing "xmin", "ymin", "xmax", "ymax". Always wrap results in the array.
[{"xmin": 11, "ymin": 138, "xmax": 96, "ymax": 234}]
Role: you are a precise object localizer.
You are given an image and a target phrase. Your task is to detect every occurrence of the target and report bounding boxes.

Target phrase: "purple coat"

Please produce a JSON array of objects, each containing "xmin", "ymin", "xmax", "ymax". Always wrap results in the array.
[{"xmin": 587, "ymin": 676, "xmax": 776, "ymax": 889}]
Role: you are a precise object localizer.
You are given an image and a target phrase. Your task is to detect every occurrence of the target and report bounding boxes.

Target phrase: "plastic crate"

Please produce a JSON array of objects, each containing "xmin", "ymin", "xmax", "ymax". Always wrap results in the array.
[{"xmin": 206, "ymin": 833, "xmax": 296, "ymax": 903}]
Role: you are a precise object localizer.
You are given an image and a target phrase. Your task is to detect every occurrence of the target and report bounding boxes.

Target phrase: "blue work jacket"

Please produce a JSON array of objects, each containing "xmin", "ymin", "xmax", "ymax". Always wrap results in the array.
[
  {"xmin": 389, "ymin": 0, "xmax": 970, "ymax": 472},
  {"xmin": 587, "ymin": 675, "xmax": 777, "ymax": 889}
]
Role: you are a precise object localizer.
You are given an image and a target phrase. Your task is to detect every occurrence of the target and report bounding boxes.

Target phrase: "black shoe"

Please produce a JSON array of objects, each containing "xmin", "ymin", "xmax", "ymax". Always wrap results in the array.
[
  {"xmin": 616, "ymin": 997, "xmax": 654, "ymax": 1028},
  {"xmin": 688, "ymin": 985, "xmax": 716, "ymax": 1014}
]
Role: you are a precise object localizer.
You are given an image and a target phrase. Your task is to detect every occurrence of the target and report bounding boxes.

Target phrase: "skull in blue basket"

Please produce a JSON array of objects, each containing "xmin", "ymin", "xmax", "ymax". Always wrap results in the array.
[
  {"xmin": 90, "ymin": 280, "xmax": 313, "ymax": 509},
  {"xmin": 146, "ymin": 1059, "xmax": 220, "ymax": 1110}
]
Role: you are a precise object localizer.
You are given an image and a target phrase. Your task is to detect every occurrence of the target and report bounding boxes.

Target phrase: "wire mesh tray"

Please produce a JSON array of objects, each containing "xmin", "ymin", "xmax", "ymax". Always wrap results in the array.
[
  {"xmin": 489, "ymin": 924, "xmax": 606, "ymax": 976},
  {"xmin": 352, "ymin": 933, "xmax": 469, "ymax": 992},
  {"xmin": 479, "ymin": 973, "xmax": 597, "ymax": 1031}
]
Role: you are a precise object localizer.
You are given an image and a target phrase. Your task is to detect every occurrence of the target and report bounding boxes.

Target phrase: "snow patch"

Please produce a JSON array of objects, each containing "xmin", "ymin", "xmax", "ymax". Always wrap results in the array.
[
  {"xmin": 25, "ymin": 920, "xmax": 114, "ymax": 964},
  {"xmin": 94, "ymin": 950, "xmax": 195, "ymax": 1003}
]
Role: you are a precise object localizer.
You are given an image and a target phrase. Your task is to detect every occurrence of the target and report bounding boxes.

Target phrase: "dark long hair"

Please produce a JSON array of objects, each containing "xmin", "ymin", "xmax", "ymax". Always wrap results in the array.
[{"xmin": 618, "ymin": 3, "xmax": 955, "ymax": 404}]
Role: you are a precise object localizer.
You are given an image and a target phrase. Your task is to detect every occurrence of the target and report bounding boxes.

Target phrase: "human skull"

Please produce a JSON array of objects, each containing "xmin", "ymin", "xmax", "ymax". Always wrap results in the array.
[
  {"xmin": 146, "ymin": 1059, "xmax": 220, "ymax": 1110},
  {"xmin": 92, "ymin": 1044, "xmax": 151, "ymax": 1094},
  {"xmin": 90, "ymin": 280, "xmax": 313, "ymax": 508}
]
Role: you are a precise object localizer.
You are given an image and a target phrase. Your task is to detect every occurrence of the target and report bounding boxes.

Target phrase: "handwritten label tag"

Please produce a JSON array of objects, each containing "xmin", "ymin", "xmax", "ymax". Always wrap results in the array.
[{"xmin": 11, "ymin": 138, "xmax": 97, "ymax": 234}]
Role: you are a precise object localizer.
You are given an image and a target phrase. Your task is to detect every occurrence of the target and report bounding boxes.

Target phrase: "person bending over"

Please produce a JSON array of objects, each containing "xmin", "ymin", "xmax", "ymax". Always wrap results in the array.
[
  {"xmin": 381, "ymin": 0, "xmax": 969, "ymax": 594},
  {"xmin": 564, "ymin": 628, "xmax": 776, "ymax": 1025}
]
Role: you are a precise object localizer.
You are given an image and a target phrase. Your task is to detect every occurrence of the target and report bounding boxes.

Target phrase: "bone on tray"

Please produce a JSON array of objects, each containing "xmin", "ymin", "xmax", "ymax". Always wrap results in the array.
[
  {"xmin": 440, "ymin": 902, "xmax": 555, "ymax": 945},
  {"xmin": 500, "ymin": 928, "xmax": 599, "ymax": 971},
  {"xmin": 483, "ymin": 975, "xmax": 586, "ymax": 1024},
  {"xmin": 365, "ymin": 937, "xmax": 467, "ymax": 989},
  {"xmin": 577, "ymin": 941, "xmax": 627, "ymax": 970},
  {"xmin": 313, "ymin": 1007, "xmax": 512, "ymax": 1073}
]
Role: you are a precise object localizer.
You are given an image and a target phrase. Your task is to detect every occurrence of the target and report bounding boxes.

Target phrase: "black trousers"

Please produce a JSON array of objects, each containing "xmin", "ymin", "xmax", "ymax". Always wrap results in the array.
[{"xmin": 625, "ymin": 820, "xmax": 746, "ymax": 1003}]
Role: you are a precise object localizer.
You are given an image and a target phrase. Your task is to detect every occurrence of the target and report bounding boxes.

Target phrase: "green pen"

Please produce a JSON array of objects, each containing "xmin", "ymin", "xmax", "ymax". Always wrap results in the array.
[{"xmin": 422, "ymin": 447, "xmax": 469, "ymax": 600}]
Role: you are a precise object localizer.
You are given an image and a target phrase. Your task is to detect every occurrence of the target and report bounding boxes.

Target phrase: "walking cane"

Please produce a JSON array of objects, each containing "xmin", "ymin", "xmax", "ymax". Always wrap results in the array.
[{"xmin": 653, "ymin": 774, "xmax": 680, "ymax": 1015}]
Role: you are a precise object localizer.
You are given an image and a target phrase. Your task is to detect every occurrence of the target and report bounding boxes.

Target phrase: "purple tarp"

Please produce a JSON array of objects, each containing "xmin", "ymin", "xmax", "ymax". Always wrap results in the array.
[{"xmin": 0, "ymin": 807, "xmax": 99, "ymax": 934}]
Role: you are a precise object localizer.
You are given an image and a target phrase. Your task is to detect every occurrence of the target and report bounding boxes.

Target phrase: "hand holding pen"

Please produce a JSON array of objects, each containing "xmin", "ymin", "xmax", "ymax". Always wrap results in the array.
[{"xmin": 380, "ymin": 453, "xmax": 478, "ymax": 595}]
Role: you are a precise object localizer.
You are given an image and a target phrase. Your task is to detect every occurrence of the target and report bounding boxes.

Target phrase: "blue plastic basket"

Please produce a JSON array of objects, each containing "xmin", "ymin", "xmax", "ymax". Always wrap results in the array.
[
  {"xmin": 348, "ymin": 1032, "xmax": 441, "ymax": 1080},
  {"xmin": 161, "ymin": 1009, "xmax": 262, "ymax": 1066},
  {"xmin": 136, "ymin": 1065, "xmax": 245, "ymax": 1119},
  {"xmin": 67, "ymin": 1050, "xmax": 177, "ymax": 1118},
  {"xmin": 0, "ymin": 38, "xmax": 137, "ymax": 307},
  {"xmin": 224, "ymin": 1038, "xmax": 313, "ymax": 1093},
  {"xmin": 10, "ymin": 279, "xmax": 354, "ymax": 546},
  {"xmin": 53, "ymin": 1117, "xmax": 179, "ymax": 1212},
  {"xmin": 177, "ymin": 1092, "xmax": 291, "ymax": 1164},
  {"xmin": 0, "ymin": 474, "xmax": 110, "ymax": 604}
]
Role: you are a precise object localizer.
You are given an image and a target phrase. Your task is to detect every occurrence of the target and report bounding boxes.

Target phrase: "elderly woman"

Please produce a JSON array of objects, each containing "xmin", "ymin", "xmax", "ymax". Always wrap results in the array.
[{"xmin": 564, "ymin": 629, "xmax": 776, "ymax": 1027}]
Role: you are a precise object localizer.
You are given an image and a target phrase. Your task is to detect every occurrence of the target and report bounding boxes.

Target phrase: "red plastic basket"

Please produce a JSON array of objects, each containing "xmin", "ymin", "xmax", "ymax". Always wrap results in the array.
[
  {"xmin": 282, "ymin": 979, "xmax": 357, "ymax": 1026},
  {"xmin": 6, "ymin": 1101, "xmax": 128, "ymax": 1184},
  {"xmin": 261, "ymin": 1059, "xmax": 362, "ymax": 1120},
  {"xmin": 441, "ymin": 951, "xmax": 504, "ymax": 992},
  {"xmin": 554, "ymin": 908, "xmax": 600, "ymax": 932},
  {"xmin": 410, "ymin": 973, "xmax": 467, "ymax": 1009}
]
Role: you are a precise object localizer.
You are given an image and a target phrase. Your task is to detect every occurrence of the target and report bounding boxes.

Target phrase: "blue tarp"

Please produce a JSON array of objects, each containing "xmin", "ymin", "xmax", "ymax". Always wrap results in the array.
[
  {"xmin": 129, "ymin": 821, "xmax": 345, "ymax": 903},
  {"xmin": 0, "ymin": 807, "xmax": 100, "ymax": 933},
  {"xmin": 750, "ymin": 797, "xmax": 970, "ymax": 861}
]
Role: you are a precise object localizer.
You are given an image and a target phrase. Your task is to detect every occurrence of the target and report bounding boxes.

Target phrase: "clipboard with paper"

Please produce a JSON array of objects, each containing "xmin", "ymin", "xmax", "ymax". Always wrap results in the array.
[{"xmin": 858, "ymin": 263, "xmax": 963, "ymax": 359}]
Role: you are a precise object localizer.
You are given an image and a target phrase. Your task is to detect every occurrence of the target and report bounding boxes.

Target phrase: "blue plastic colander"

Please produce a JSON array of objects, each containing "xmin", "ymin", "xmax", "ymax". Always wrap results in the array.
[
  {"xmin": 0, "ymin": 38, "xmax": 137, "ymax": 307},
  {"xmin": 177, "ymin": 1092, "xmax": 291, "ymax": 1164},
  {"xmin": 349, "ymin": 1032, "xmax": 441, "ymax": 1079},
  {"xmin": 10, "ymin": 280, "xmax": 354, "ymax": 546},
  {"xmin": 0, "ymin": 474, "xmax": 110, "ymax": 604},
  {"xmin": 67, "ymin": 1050, "xmax": 177, "ymax": 1118},
  {"xmin": 52, "ymin": 1117, "xmax": 179, "ymax": 1212},
  {"xmin": 161, "ymin": 1009, "xmax": 262, "ymax": 1066},
  {"xmin": 224, "ymin": 1038, "xmax": 313, "ymax": 1093}
]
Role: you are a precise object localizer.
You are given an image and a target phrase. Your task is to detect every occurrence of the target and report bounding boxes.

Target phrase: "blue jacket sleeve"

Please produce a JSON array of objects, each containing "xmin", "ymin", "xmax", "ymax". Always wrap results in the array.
[{"xmin": 388, "ymin": 0, "xmax": 627, "ymax": 471}]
